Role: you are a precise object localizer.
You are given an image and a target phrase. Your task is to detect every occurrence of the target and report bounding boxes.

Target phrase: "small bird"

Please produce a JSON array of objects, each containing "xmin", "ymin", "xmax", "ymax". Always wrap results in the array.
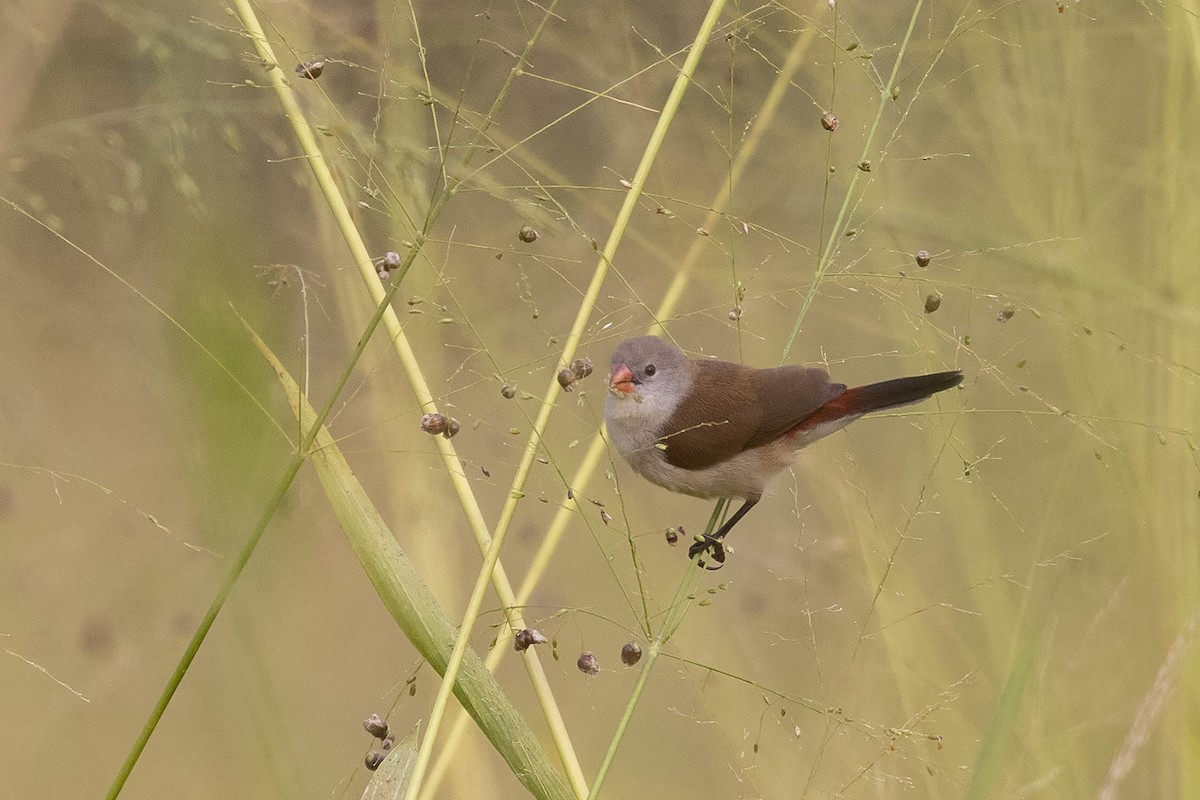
[{"xmin": 603, "ymin": 336, "xmax": 962, "ymax": 566}]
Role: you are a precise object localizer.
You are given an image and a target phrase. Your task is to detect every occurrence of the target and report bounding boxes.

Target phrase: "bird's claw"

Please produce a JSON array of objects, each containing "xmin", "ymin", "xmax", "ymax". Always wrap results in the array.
[{"xmin": 688, "ymin": 534, "xmax": 726, "ymax": 570}]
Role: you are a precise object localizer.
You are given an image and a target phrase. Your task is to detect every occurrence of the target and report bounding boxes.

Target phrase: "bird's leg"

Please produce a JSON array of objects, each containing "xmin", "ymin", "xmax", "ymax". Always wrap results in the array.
[{"xmin": 688, "ymin": 498, "xmax": 758, "ymax": 569}]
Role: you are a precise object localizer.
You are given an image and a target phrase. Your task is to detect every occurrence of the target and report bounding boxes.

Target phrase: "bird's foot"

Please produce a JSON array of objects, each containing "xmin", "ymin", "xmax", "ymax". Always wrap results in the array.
[{"xmin": 688, "ymin": 533, "xmax": 726, "ymax": 570}]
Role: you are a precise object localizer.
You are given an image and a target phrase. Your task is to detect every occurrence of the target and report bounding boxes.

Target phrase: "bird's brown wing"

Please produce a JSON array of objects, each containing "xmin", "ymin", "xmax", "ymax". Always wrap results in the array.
[
  {"xmin": 658, "ymin": 360, "xmax": 762, "ymax": 470},
  {"xmin": 742, "ymin": 365, "xmax": 846, "ymax": 449},
  {"xmin": 659, "ymin": 361, "xmax": 846, "ymax": 470}
]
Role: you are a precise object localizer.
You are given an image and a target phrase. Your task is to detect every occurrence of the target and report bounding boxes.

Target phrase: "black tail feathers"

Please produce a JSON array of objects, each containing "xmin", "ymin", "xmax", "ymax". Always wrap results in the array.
[{"xmin": 849, "ymin": 370, "xmax": 963, "ymax": 414}]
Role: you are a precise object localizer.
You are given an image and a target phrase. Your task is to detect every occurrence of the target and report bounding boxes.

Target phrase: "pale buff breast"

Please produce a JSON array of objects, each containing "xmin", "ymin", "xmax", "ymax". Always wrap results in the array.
[{"xmin": 619, "ymin": 438, "xmax": 798, "ymax": 500}]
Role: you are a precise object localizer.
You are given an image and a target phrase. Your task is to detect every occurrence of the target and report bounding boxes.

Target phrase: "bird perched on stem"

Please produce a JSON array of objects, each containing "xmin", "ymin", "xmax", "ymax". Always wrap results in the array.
[{"xmin": 603, "ymin": 336, "xmax": 962, "ymax": 567}]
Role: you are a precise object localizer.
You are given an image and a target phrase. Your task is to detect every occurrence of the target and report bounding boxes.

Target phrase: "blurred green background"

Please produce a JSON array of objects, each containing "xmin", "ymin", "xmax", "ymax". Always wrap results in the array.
[{"xmin": 2, "ymin": 1, "xmax": 1198, "ymax": 798}]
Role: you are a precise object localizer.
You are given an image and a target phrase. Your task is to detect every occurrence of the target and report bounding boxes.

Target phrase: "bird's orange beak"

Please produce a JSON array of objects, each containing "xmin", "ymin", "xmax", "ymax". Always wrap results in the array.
[{"xmin": 609, "ymin": 363, "xmax": 636, "ymax": 394}]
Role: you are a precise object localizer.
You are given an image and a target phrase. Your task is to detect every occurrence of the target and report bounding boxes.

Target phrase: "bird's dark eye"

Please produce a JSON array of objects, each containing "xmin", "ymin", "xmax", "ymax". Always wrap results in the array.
[{"xmin": 644, "ymin": 364, "xmax": 656, "ymax": 376}]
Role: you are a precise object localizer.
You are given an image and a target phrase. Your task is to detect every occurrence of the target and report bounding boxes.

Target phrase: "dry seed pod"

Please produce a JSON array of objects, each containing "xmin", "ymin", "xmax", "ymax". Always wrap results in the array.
[
  {"xmin": 518, "ymin": 225, "xmax": 539, "ymax": 243},
  {"xmin": 600, "ymin": 510, "xmax": 612, "ymax": 525},
  {"xmin": 621, "ymin": 642, "xmax": 643, "ymax": 666},
  {"xmin": 420, "ymin": 413, "xmax": 448, "ymax": 436},
  {"xmin": 363, "ymin": 714, "xmax": 389, "ymax": 739},
  {"xmin": 924, "ymin": 293, "xmax": 942, "ymax": 314},
  {"xmin": 295, "ymin": 60, "xmax": 325, "ymax": 79},
  {"xmin": 821, "ymin": 111, "xmax": 839, "ymax": 131},
  {"xmin": 514, "ymin": 628, "xmax": 548, "ymax": 652},
  {"xmin": 915, "ymin": 250, "xmax": 931, "ymax": 268},
  {"xmin": 557, "ymin": 368, "xmax": 578, "ymax": 391},
  {"xmin": 577, "ymin": 651, "xmax": 599, "ymax": 676},
  {"xmin": 570, "ymin": 357, "xmax": 593, "ymax": 379}
]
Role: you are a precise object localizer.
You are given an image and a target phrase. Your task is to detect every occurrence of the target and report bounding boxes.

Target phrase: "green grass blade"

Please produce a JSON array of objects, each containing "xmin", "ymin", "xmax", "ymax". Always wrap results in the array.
[
  {"xmin": 252, "ymin": 330, "xmax": 574, "ymax": 800},
  {"xmin": 964, "ymin": 627, "xmax": 1041, "ymax": 800},
  {"xmin": 363, "ymin": 730, "xmax": 419, "ymax": 800}
]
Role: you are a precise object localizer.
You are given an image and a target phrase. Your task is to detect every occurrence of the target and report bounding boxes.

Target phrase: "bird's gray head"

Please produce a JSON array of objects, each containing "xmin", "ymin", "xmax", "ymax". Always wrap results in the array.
[{"xmin": 606, "ymin": 336, "xmax": 690, "ymax": 411}]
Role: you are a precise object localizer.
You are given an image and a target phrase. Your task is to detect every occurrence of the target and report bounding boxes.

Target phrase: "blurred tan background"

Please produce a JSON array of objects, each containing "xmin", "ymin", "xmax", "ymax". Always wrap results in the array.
[{"xmin": 2, "ymin": 1, "xmax": 1198, "ymax": 798}]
